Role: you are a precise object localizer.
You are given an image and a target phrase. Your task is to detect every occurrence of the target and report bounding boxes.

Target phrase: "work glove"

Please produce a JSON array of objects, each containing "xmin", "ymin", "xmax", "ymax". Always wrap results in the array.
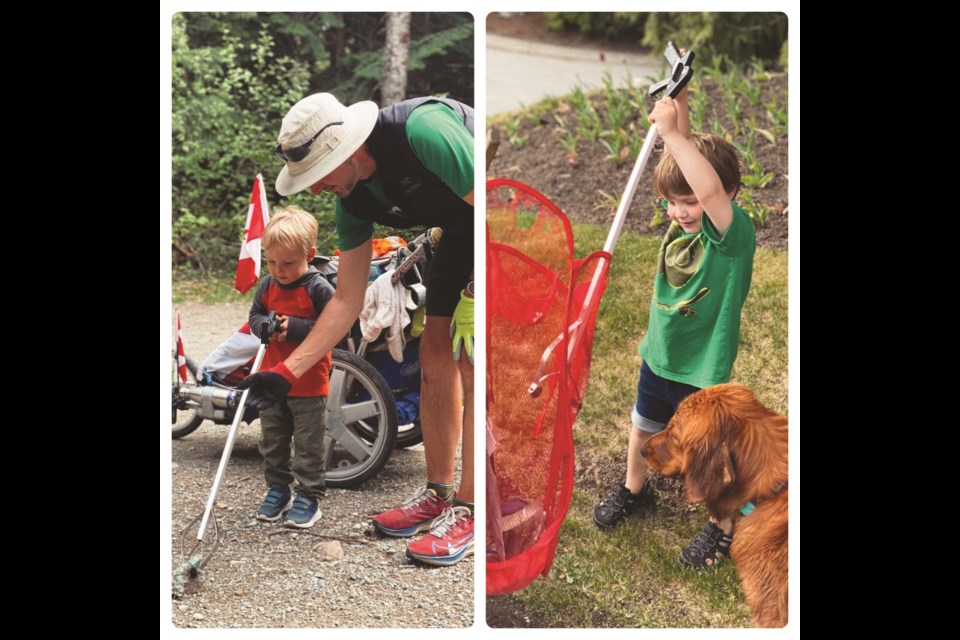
[
  {"xmin": 237, "ymin": 363, "xmax": 298, "ymax": 410},
  {"xmin": 450, "ymin": 289, "xmax": 474, "ymax": 365}
]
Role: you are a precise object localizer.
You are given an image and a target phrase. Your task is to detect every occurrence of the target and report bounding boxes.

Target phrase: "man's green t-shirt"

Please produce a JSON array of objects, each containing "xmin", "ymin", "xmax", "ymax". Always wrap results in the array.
[
  {"xmin": 335, "ymin": 102, "xmax": 474, "ymax": 251},
  {"xmin": 639, "ymin": 202, "xmax": 756, "ymax": 388}
]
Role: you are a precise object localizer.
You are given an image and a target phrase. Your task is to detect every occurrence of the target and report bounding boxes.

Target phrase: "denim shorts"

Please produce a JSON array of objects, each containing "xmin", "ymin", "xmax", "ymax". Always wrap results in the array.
[{"xmin": 631, "ymin": 360, "xmax": 701, "ymax": 432}]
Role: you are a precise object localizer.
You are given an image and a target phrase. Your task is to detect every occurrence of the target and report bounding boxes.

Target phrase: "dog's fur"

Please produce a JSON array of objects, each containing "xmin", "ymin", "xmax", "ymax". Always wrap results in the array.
[{"xmin": 643, "ymin": 383, "xmax": 788, "ymax": 628}]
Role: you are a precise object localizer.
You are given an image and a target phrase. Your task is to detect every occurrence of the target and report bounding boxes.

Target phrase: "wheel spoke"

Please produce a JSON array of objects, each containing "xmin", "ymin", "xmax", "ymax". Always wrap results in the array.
[
  {"xmin": 323, "ymin": 435, "xmax": 335, "ymax": 468},
  {"xmin": 326, "ymin": 414, "xmax": 373, "ymax": 461},
  {"xmin": 328, "ymin": 367, "xmax": 348, "ymax": 405},
  {"xmin": 340, "ymin": 398, "xmax": 381, "ymax": 423}
]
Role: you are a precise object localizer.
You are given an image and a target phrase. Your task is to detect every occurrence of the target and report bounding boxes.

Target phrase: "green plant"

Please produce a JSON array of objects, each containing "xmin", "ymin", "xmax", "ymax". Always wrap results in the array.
[
  {"xmin": 765, "ymin": 99, "xmax": 788, "ymax": 136},
  {"xmin": 740, "ymin": 75, "xmax": 764, "ymax": 106},
  {"xmin": 741, "ymin": 168, "xmax": 774, "ymax": 189},
  {"xmin": 687, "ymin": 87, "xmax": 708, "ymax": 132},
  {"xmin": 594, "ymin": 189, "xmax": 621, "ymax": 214},
  {"xmin": 708, "ymin": 108, "xmax": 726, "ymax": 137},
  {"xmin": 504, "ymin": 114, "xmax": 529, "ymax": 149},
  {"xmin": 574, "ymin": 101, "xmax": 602, "ymax": 142},
  {"xmin": 749, "ymin": 58, "xmax": 772, "ymax": 81},
  {"xmin": 568, "ymin": 85, "xmax": 589, "ymax": 112},
  {"xmin": 559, "ymin": 130, "xmax": 578, "ymax": 154},
  {"xmin": 732, "ymin": 127, "xmax": 774, "ymax": 189},
  {"xmin": 599, "ymin": 134, "xmax": 628, "ymax": 168},
  {"xmin": 724, "ymin": 93, "xmax": 744, "ymax": 135},
  {"xmin": 651, "ymin": 202, "xmax": 665, "ymax": 227},
  {"xmin": 738, "ymin": 188, "xmax": 772, "ymax": 226}
]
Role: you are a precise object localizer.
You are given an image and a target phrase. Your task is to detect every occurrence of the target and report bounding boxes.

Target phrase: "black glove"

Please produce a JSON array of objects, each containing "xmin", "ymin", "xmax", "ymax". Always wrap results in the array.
[{"xmin": 237, "ymin": 363, "xmax": 297, "ymax": 411}]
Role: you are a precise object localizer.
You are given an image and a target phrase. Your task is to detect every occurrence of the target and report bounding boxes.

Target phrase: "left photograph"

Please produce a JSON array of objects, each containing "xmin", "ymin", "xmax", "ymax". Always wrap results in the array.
[{"xmin": 169, "ymin": 12, "xmax": 475, "ymax": 627}]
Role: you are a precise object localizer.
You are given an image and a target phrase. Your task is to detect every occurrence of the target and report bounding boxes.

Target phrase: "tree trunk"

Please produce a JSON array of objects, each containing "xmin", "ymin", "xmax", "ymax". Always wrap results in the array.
[{"xmin": 381, "ymin": 12, "xmax": 411, "ymax": 107}]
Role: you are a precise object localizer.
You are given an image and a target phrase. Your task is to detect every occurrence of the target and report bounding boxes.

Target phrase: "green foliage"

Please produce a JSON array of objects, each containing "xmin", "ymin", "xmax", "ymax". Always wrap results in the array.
[
  {"xmin": 642, "ymin": 12, "xmax": 787, "ymax": 69},
  {"xmin": 504, "ymin": 114, "xmax": 529, "ymax": 150},
  {"xmin": 731, "ymin": 127, "xmax": 774, "ymax": 190},
  {"xmin": 331, "ymin": 19, "xmax": 474, "ymax": 104},
  {"xmin": 687, "ymin": 82, "xmax": 708, "ymax": 131},
  {"xmin": 651, "ymin": 202, "xmax": 665, "ymax": 227},
  {"xmin": 738, "ymin": 188, "xmax": 772, "ymax": 226},
  {"xmin": 569, "ymin": 88, "xmax": 602, "ymax": 142},
  {"xmin": 172, "ymin": 13, "xmax": 313, "ymax": 272},
  {"xmin": 544, "ymin": 12, "xmax": 648, "ymax": 40},
  {"xmin": 765, "ymin": 99, "xmax": 788, "ymax": 136},
  {"xmin": 542, "ymin": 12, "xmax": 786, "ymax": 69},
  {"xmin": 594, "ymin": 189, "xmax": 621, "ymax": 214}
]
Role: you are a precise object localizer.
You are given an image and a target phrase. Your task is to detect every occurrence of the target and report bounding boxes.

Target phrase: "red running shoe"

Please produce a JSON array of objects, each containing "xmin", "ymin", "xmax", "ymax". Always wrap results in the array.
[
  {"xmin": 372, "ymin": 486, "xmax": 452, "ymax": 537},
  {"xmin": 405, "ymin": 506, "xmax": 475, "ymax": 566}
]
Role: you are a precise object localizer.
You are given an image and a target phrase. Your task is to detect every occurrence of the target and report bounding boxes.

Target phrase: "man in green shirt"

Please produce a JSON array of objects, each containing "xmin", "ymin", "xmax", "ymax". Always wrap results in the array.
[{"xmin": 241, "ymin": 93, "xmax": 475, "ymax": 566}]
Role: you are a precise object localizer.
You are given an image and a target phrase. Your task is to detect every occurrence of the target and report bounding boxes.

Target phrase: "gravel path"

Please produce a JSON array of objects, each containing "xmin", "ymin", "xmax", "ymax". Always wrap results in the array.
[{"xmin": 168, "ymin": 302, "xmax": 473, "ymax": 628}]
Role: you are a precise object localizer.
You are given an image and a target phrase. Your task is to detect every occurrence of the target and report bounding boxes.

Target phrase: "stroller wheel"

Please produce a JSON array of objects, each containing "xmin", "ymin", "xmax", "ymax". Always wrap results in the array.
[
  {"xmin": 324, "ymin": 350, "xmax": 399, "ymax": 488},
  {"xmin": 172, "ymin": 351, "xmax": 205, "ymax": 439},
  {"xmin": 395, "ymin": 419, "xmax": 423, "ymax": 449}
]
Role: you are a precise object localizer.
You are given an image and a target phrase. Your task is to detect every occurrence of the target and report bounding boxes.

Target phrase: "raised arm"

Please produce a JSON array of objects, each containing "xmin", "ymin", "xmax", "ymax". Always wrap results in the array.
[
  {"xmin": 650, "ymin": 97, "xmax": 733, "ymax": 234},
  {"xmin": 674, "ymin": 86, "xmax": 691, "ymax": 138},
  {"xmin": 674, "ymin": 48, "xmax": 692, "ymax": 138}
]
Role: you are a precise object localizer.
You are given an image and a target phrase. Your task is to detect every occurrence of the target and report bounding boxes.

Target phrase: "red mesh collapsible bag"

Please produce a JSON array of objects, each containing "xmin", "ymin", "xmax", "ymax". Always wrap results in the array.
[{"xmin": 486, "ymin": 179, "xmax": 611, "ymax": 595}]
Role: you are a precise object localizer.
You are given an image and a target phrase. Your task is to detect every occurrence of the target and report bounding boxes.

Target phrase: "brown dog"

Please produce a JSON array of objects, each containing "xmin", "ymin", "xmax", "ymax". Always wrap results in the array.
[{"xmin": 643, "ymin": 383, "xmax": 788, "ymax": 628}]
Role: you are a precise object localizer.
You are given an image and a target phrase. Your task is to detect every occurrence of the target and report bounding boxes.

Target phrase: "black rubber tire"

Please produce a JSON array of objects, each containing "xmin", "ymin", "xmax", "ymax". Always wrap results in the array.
[
  {"xmin": 395, "ymin": 420, "xmax": 423, "ymax": 448},
  {"xmin": 325, "ymin": 349, "xmax": 399, "ymax": 488},
  {"xmin": 172, "ymin": 353, "xmax": 205, "ymax": 439}
]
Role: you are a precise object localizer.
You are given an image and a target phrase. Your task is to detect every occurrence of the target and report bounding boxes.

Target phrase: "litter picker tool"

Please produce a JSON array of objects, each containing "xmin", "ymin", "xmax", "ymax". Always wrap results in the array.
[
  {"xmin": 528, "ymin": 42, "xmax": 694, "ymax": 398},
  {"xmin": 173, "ymin": 311, "xmax": 278, "ymax": 597}
]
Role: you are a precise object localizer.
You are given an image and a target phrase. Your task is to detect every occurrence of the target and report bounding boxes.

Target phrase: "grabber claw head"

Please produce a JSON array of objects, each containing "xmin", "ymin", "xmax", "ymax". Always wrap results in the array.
[{"xmin": 648, "ymin": 41, "xmax": 695, "ymax": 99}]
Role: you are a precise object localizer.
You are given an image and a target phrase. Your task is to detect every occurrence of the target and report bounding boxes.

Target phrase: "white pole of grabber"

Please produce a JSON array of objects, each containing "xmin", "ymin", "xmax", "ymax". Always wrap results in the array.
[
  {"xmin": 197, "ymin": 343, "xmax": 269, "ymax": 542},
  {"xmin": 568, "ymin": 123, "xmax": 660, "ymax": 354},
  {"xmin": 529, "ymin": 123, "xmax": 661, "ymax": 396}
]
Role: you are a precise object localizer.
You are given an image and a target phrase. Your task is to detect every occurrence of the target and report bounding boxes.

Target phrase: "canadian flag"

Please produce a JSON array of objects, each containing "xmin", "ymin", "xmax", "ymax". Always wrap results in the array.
[
  {"xmin": 234, "ymin": 174, "xmax": 271, "ymax": 294},
  {"xmin": 176, "ymin": 311, "xmax": 188, "ymax": 383}
]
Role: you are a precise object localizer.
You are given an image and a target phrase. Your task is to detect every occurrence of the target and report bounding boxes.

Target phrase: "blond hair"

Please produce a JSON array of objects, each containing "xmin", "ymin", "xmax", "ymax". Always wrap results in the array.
[
  {"xmin": 654, "ymin": 133, "xmax": 741, "ymax": 199},
  {"xmin": 262, "ymin": 207, "xmax": 318, "ymax": 256}
]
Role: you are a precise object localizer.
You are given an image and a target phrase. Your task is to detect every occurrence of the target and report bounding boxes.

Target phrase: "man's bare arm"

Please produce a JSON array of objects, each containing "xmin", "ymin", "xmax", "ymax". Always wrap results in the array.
[{"xmin": 285, "ymin": 239, "xmax": 372, "ymax": 378}]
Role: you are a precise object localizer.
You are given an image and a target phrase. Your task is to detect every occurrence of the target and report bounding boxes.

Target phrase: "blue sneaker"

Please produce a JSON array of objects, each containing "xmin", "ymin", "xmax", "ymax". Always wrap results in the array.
[
  {"xmin": 256, "ymin": 484, "xmax": 293, "ymax": 522},
  {"xmin": 284, "ymin": 492, "xmax": 322, "ymax": 529}
]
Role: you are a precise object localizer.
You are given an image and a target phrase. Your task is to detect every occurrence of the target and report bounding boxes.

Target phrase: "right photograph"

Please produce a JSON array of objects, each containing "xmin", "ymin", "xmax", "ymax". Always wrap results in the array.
[{"xmin": 485, "ymin": 12, "xmax": 790, "ymax": 628}]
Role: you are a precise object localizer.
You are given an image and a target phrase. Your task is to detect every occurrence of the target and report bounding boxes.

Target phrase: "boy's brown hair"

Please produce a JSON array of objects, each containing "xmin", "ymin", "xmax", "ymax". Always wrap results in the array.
[
  {"xmin": 262, "ymin": 206, "xmax": 318, "ymax": 256},
  {"xmin": 654, "ymin": 133, "xmax": 741, "ymax": 198}
]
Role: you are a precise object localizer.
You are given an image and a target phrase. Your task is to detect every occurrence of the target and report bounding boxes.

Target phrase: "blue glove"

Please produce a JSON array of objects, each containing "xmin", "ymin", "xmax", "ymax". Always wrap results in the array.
[
  {"xmin": 450, "ymin": 290, "xmax": 474, "ymax": 365},
  {"xmin": 237, "ymin": 363, "xmax": 297, "ymax": 410}
]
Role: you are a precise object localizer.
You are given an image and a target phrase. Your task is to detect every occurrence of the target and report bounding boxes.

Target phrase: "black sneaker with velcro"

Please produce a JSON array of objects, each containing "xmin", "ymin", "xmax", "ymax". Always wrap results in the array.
[
  {"xmin": 592, "ymin": 482, "xmax": 653, "ymax": 529},
  {"xmin": 678, "ymin": 522, "xmax": 732, "ymax": 569}
]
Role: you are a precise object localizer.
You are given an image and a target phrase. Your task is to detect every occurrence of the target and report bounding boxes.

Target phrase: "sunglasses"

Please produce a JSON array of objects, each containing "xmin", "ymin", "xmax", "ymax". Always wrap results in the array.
[{"xmin": 274, "ymin": 121, "xmax": 343, "ymax": 163}]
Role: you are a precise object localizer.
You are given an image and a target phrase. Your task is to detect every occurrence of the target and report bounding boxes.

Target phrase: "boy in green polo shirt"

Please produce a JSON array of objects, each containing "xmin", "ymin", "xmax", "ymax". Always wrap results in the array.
[{"xmin": 592, "ymin": 89, "xmax": 756, "ymax": 570}]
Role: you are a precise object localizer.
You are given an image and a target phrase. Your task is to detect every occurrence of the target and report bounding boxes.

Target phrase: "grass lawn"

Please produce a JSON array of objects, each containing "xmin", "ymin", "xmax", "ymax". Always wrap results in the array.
[
  {"xmin": 500, "ymin": 221, "xmax": 788, "ymax": 627},
  {"xmin": 173, "ymin": 269, "xmax": 256, "ymax": 304}
]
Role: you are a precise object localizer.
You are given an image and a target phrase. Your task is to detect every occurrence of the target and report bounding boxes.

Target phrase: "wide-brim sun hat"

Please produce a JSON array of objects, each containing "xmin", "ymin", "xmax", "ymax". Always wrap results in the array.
[{"xmin": 275, "ymin": 93, "xmax": 378, "ymax": 196}]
